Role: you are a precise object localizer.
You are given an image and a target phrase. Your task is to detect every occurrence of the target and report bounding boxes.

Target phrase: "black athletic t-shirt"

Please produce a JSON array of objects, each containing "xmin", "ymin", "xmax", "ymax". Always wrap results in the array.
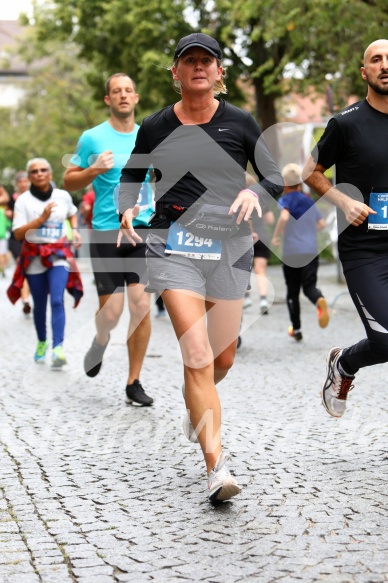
[
  {"xmin": 119, "ymin": 100, "xmax": 283, "ymax": 225},
  {"xmin": 313, "ymin": 99, "xmax": 388, "ymax": 260}
]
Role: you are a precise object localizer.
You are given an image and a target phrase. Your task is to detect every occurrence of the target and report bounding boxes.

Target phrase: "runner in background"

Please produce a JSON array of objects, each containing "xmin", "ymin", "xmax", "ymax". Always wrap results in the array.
[
  {"xmin": 64, "ymin": 73, "xmax": 154, "ymax": 406},
  {"xmin": 246, "ymin": 172, "xmax": 275, "ymax": 315},
  {"xmin": 7, "ymin": 158, "xmax": 83, "ymax": 368},
  {"xmin": 303, "ymin": 39, "xmax": 388, "ymax": 418},
  {"xmin": 7, "ymin": 171, "xmax": 32, "ymax": 314},
  {"xmin": 271, "ymin": 163, "xmax": 329, "ymax": 342},
  {"xmin": 0, "ymin": 186, "xmax": 11, "ymax": 278}
]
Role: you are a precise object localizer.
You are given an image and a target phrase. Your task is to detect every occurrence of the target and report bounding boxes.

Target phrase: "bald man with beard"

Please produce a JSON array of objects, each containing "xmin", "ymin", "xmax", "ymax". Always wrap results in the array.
[{"xmin": 303, "ymin": 39, "xmax": 388, "ymax": 419}]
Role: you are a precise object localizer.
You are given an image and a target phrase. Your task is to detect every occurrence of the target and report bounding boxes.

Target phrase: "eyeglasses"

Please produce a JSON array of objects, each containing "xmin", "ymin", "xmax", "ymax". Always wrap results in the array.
[{"xmin": 29, "ymin": 168, "xmax": 50, "ymax": 175}]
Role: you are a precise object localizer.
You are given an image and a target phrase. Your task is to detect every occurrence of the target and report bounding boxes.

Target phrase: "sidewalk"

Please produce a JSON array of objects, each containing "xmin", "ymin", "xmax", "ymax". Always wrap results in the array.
[{"xmin": 0, "ymin": 260, "xmax": 387, "ymax": 583}]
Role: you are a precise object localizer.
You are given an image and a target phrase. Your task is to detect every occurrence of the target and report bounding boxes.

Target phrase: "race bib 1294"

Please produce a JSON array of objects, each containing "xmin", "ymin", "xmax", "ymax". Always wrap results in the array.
[{"xmin": 165, "ymin": 221, "xmax": 222, "ymax": 260}]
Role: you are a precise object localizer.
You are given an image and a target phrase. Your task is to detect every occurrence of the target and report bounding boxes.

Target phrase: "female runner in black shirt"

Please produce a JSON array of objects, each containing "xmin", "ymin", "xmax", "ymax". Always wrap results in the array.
[{"xmin": 118, "ymin": 33, "xmax": 282, "ymax": 502}]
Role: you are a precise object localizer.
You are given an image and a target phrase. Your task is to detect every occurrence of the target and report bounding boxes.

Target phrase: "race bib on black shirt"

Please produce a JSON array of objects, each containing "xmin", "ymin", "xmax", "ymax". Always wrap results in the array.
[{"xmin": 368, "ymin": 191, "xmax": 388, "ymax": 230}]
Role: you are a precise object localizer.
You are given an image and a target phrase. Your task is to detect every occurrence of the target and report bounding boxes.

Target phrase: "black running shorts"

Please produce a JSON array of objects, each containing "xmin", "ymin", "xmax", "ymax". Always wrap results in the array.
[{"xmin": 89, "ymin": 229, "xmax": 147, "ymax": 296}]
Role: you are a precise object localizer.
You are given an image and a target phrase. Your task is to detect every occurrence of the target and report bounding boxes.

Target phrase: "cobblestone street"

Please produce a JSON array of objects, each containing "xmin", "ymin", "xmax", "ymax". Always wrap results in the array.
[{"xmin": 0, "ymin": 259, "xmax": 387, "ymax": 583}]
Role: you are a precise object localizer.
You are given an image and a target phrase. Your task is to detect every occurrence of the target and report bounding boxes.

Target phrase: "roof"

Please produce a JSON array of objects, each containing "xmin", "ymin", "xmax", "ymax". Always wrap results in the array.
[{"xmin": 0, "ymin": 20, "xmax": 28, "ymax": 75}]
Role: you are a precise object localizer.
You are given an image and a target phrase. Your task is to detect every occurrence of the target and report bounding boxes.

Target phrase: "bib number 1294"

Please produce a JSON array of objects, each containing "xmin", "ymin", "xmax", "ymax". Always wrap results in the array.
[
  {"xmin": 176, "ymin": 230, "xmax": 212, "ymax": 248},
  {"xmin": 166, "ymin": 222, "xmax": 222, "ymax": 259}
]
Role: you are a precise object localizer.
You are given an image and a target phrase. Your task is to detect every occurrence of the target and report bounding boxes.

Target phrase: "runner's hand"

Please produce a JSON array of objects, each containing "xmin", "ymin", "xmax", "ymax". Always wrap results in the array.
[
  {"xmin": 72, "ymin": 230, "xmax": 82, "ymax": 249},
  {"xmin": 229, "ymin": 189, "xmax": 262, "ymax": 224},
  {"xmin": 40, "ymin": 202, "xmax": 57, "ymax": 222},
  {"xmin": 340, "ymin": 198, "xmax": 376, "ymax": 226},
  {"xmin": 91, "ymin": 150, "xmax": 114, "ymax": 174},
  {"xmin": 117, "ymin": 208, "xmax": 143, "ymax": 247}
]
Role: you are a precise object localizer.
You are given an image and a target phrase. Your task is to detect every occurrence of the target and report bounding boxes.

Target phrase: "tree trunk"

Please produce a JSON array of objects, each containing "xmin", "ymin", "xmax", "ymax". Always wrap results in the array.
[
  {"xmin": 253, "ymin": 78, "xmax": 281, "ymax": 169},
  {"xmin": 254, "ymin": 78, "xmax": 278, "ymax": 131}
]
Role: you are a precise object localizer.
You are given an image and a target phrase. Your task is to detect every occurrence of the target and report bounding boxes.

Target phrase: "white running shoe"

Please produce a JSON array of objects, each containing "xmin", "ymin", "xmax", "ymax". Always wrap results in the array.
[
  {"xmin": 322, "ymin": 347, "xmax": 355, "ymax": 418},
  {"xmin": 260, "ymin": 299, "xmax": 269, "ymax": 315},
  {"xmin": 243, "ymin": 295, "xmax": 252, "ymax": 309},
  {"xmin": 208, "ymin": 452, "xmax": 241, "ymax": 502}
]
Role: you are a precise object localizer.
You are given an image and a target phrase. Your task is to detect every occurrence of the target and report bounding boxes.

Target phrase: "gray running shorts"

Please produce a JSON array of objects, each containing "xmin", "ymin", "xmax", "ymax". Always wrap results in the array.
[{"xmin": 145, "ymin": 232, "xmax": 253, "ymax": 300}]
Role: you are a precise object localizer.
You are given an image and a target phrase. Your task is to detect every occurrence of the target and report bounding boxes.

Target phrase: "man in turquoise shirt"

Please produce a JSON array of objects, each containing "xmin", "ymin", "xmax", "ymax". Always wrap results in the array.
[{"xmin": 64, "ymin": 73, "xmax": 154, "ymax": 406}]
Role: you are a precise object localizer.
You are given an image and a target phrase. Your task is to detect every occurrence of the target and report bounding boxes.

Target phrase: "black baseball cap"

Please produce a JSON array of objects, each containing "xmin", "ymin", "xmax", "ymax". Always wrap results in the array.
[{"xmin": 174, "ymin": 33, "xmax": 222, "ymax": 60}]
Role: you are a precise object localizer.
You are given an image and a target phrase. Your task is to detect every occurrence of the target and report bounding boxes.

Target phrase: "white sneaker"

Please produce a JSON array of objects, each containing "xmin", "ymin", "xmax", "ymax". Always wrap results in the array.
[
  {"xmin": 243, "ymin": 295, "xmax": 252, "ymax": 309},
  {"xmin": 322, "ymin": 347, "xmax": 355, "ymax": 418},
  {"xmin": 260, "ymin": 299, "xmax": 269, "ymax": 315},
  {"xmin": 208, "ymin": 452, "xmax": 241, "ymax": 502}
]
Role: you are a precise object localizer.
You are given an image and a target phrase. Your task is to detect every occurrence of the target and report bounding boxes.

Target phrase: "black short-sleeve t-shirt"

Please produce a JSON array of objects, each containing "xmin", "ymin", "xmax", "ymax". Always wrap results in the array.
[{"xmin": 313, "ymin": 99, "xmax": 388, "ymax": 260}]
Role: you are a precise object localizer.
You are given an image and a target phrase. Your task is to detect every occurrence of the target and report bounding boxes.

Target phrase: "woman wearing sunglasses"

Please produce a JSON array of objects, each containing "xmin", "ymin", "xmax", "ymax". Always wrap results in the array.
[{"xmin": 7, "ymin": 158, "xmax": 83, "ymax": 368}]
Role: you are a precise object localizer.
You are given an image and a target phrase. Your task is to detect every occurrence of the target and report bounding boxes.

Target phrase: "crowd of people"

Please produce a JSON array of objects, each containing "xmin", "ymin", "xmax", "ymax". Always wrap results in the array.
[{"xmin": 2, "ymin": 33, "xmax": 388, "ymax": 503}]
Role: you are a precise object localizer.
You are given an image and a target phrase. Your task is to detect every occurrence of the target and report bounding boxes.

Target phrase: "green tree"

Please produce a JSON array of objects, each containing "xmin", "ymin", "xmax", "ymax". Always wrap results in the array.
[
  {"xmin": 25, "ymin": 0, "xmax": 388, "ymax": 131},
  {"xmin": 0, "ymin": 34, "xmax": 105, "ymax": 197},
  {"xmin": 29, "ymin": 0, "xmax": 195, "ymax": 119},
  {"xmin": 195, "ymin": 0, "xmax": 388, "ymax": 129},
  {"xmin": 26, "ymin": 0, "xmax": 247, "ymax": 114}
]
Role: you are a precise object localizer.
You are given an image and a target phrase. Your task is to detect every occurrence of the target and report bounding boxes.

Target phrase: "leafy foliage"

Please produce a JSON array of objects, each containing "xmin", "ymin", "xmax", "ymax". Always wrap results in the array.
[
  {"xmin": 196, "ymin": 0, "xmax": 388, "ymax": 127},
  {"xmin": 24, "ymin": 0, "xmax": 388, "ymax": 129},
  {"xmin": 0, "ymin": 33, "xmax": 105, "ymax": 197},
  {"xmin": 2, "ymin": 0, "xmax": 388, "ymax": 192},
  {"xmin": 30, "ymin": 0, "xmax": 195, "ymax": 118}
]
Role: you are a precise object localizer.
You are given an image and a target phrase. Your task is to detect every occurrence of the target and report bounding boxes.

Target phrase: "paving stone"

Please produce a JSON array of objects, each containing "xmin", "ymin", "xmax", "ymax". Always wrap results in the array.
[
  {"xmin": 77, "ymin": 577, "xmax": 115, "ymax": 583},
  {"xmin": 0, "ymin": 551, "xmax": 31, "ymax": 564},
  {"xmin": 70, "ymin": 557, "xmax": 107, "ymax": 568},
  {"xmin": 0, "ymin": 263, "xmax": 387, "ymax": 582},
  {"xmin": 2, "ymin": 575, "xmax": 41, "ymax": 583},
  {"xmin": 72, "ymin": 565, "xmax": 115, "ymax": 577},
  {"xmin": 33, "ymin": 555, "xmax": 68, "ymax": 566}
]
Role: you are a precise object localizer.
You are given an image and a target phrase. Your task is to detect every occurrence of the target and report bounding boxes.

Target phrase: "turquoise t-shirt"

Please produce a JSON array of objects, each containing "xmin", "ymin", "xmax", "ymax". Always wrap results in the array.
[{"xmin": 71, "ymin": 121, "xmax": 153, "ymax": 231}]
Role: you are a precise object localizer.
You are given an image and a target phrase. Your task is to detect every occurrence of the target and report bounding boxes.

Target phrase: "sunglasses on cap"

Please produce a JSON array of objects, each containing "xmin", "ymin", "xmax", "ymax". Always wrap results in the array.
[{"xmin": 29, "ymin": 168, "xmax": 50, "ymax": 175}]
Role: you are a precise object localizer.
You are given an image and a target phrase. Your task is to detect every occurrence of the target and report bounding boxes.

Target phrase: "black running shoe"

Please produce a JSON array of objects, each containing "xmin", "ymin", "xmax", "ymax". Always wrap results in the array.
[
  {"xmin": 288, "ymin": 326, "xmax": 303, "ymax": 342},
  {"xmin": 83, "ymin": 336, "xmax": 109, "ymax": 378},
  {"xmin": 126, "ymin": 380, "xmax": 154, "ymax": 406}
]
